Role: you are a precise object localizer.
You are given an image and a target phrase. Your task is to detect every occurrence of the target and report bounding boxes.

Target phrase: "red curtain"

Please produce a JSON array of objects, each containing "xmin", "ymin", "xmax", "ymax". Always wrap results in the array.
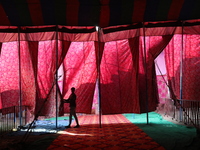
[
  {"xmin": 182, "ymin": 34, "xmax": 200, "ymax": 100},
  {"xmin": 0, "ymin": 42, "xmax": 20, "ymax": 109},
  {"xmin": 165, "ymin": 34, "xmax": 182, "ymax": 99},
  {"xmin": 130, "ymin": 35, "xmax": 171, "ymax": 113},
  {"xmin": 62, "ymin": 41, "xmax": 97, "ymax": 114},
  {"xmin": 0, "ymin": 28, "xmax": 69, "ymax": 119},
  {"xmin": 165, "ymin": 33, "xmax": 200, "ymax": 100},
  {"xmin": 100, "ymin": 26, "xmax": 175, "ymax": 114},
  {"xmin": 143, "ymin": 35, "xmax": 173, "ymax": 112},
  {"xmin": 1, "ymin": 24, "xmax": 200, "ymax": 119},
  {"xmin": 100, "ymin": 39, "xmax": 137, "ymax": 114},
  {"xmin": 34, "ymin": 40, "xmax": 57, "ymax": 116},
  {"xmin": 129, "ymin": 37, "xmax": 140, "ymax": 113},
  {"xmin": 20, "ymin": 41, "xmax": 36, "ymax": 115}
]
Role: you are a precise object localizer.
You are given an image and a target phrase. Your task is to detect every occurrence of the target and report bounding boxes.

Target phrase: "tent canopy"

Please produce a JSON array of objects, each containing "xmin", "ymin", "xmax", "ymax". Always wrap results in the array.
[{"xmin": 1, "ymin": 0, "xmax": 200, "ymax": 27}]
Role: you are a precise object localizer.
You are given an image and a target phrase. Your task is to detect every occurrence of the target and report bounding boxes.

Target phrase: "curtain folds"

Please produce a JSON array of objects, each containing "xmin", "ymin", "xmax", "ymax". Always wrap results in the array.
[
  {"xmin": 62, "ymin": 41, "xmax": 97, "ymax": 114},
  {"xmin": 0, "ymin": 24, "xmax": 200, "ymax": 119},
  {"xmin": 0, "ymin": 42, "xmax": 21, "ymax": 111},
  {"xmin": 165, "ymin": 34, "xmax": 200, "ymax": 101},
  {"xmin": 100, "ymin": 39, "xmax": 136, "ymax": 114},
  {"xmin": 143, "ymin": 35, "xmax": 174, "ymax": 112}
]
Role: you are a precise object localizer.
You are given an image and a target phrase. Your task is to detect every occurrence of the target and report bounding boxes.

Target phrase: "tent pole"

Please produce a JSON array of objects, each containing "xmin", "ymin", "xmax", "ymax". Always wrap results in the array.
[
  {"xmin": 142, "ymin": 23, "xmax": 149, "ymax": 125},
  {"xmin": 18, "ymin": 26, "xmax": 22, "ymax": 127},
  {"xmin": 55, "ymin": 25, "xmax": 58, "ymax": 128},
  {"xmin": 96, "ymin": 26, "xmax": 102, "ymax": 128},
  {"xmin": 179, "ymin": 21, "xmax": 184, "ymax": 121}
]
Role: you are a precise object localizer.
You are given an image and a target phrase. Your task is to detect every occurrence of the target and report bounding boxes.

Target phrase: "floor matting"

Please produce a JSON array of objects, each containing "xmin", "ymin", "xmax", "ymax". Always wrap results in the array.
[{"xmin": 47, "ymin": 114, "xmax": 164, "ymax": 150}]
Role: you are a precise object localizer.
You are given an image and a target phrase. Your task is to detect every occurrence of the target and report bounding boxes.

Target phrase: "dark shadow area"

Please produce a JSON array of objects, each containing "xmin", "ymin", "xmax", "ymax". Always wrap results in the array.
[
  {"xmin": 100, "ymin": 70, "xmax": 138, "ymax": 114},
  {"xmin": 61, "ymin": 82, "xmax": 96, "ymax": 115},
  {"xmin": 0, "ymin": 117, "xmax": 70, "ymax": 150}
]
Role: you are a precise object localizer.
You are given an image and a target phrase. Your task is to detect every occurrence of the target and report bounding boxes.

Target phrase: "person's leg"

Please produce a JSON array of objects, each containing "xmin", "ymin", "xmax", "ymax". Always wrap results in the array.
[
  {"xmin": 65, "ymin": 108, "xmax": 73, "ymax": 128},
  {"xmin": 73, "ymin": 110, "xmax": 79, "ymax": 127},
  {"xmin": 71, "ymin": 107, "xmax": 80, "ymax": 128}
]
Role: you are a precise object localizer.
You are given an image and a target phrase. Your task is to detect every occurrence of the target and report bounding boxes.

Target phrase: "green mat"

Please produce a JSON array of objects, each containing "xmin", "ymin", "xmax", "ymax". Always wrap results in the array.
[
  {"xmin": 44, "ymin": 116, "xmax": 69, "ymax": 121},
  {"xmin": 124, "ymin": 112, "xmax": 200, "ymax": 150}
]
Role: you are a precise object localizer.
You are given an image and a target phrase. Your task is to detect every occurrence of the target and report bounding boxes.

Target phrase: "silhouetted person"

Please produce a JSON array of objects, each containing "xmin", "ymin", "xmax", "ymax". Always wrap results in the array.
[{"xmin": 64, "ymin": 87, "xmax": 80, "ymax": 128}]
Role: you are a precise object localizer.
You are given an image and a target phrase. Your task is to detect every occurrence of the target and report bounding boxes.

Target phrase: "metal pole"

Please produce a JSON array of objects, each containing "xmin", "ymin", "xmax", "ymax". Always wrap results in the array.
[
  {"xmin": 179, "ymin": 22, "xmax": 184, "ymax": 121},
  {"xmin": 96, "ymin": 26, "xmax": 102, "ymax": 128},
  {"xmin": 18, "ymin": 27, "xmax": 22, "ymax": 127},
  {"xmin": 142, "ymin": 23, "xmax": 149, "ymax": 124},
  {"xmin": 56, "ymin": 25, "xmax": 58, "ymax": 128}
]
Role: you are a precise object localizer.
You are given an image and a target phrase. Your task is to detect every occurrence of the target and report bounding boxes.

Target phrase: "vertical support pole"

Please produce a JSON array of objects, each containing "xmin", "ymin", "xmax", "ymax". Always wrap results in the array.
[
  {"xmin": 14, "ymin": 106, "xmax": 16, "ymax": 128},
  {"xmin": 179, "ymin": 22, "xmax": 184, "ymax": 121},
  {"xmin": 18, "ymin": 27, "xmax": 22, "ymax": 127},
  {"xmin": 96, "ymin": 26, "xmax": 102, "ymax": 128},
  {"xmin": 142, "ymin": 23, "xmax": 149, "ymax": 124},
  {"xmin": 56, "ymin": 25, "xmax": 59, "ymax": 128}
]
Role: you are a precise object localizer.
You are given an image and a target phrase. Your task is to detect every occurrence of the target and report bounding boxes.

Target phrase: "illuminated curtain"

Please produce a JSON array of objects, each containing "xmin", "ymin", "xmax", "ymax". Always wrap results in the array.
[
  {"xmin": 165, "ymin": 34, "xmax": 182, "ymax": 100},
  {"xmin": 1, "ymin": 23, "xmax": 200, "ymax": 118},
  {"xmin": 0, "ymin": 41, "xmax": 21, "ymax": 109},
  {"xmin": 60, "ymin": 26, "xmax": 97, "ymax": 114},
  {"xmin": 100, "ymin": 39, "xmax": 137, "ymax": 114},
  {"xmin": 165, "ymin": 26, "xmax": 200, "ymax": 101},
  {"xmin": 142, "ymin": 34, "xmax": 174, "ymax": 112},
  {"xmin": 100, "ymin": 26, "xmax": 174, "ymax": 113},
  {"xmin": 62, "ymin": 41, "xmax": 97, "ymax": 114}
]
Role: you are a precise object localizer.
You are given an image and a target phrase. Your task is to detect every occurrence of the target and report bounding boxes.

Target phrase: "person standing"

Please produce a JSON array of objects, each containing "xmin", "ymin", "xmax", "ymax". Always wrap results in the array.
[{"xmin": 64, "ymin": 87, "xmax": 80, "ymax": 128}]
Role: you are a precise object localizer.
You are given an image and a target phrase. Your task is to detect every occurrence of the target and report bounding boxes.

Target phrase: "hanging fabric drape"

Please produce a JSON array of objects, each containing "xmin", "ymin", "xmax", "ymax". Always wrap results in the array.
[
  {"xmin": 0, "ymin": 41, "xmax": 21, "ymax": 110},
  {"xmin": 27, "ymin": 41, "xmax": 38, "ymax": 116},
  {"xmin": 0, "ymin": 27, "xmax": 19, "ymax": 112},
  {"xmin": 100, "ymin": 27, "xmax": 143, "ymax": 114},
  {"xmin": 58, "ymin": 41, "xmax": 71, "ymax": 116},
  {"xmin": 61, "ymin": 26, "xmax": 98, "ymax": 114},
  {"xmin": 165, "ymin": 34, "xmax": 183, "ymax": 100},
  {"xmin": 99, "ymin": 25, "xmax": 175, "ymax": 114},
  {"xmin": 128, "ymin": 37, "xmax": 140, "ymax": 113},
  {"xmin": 165, "ymin": 25, "xmax": 200, "ymax": 101},
  {"xmin": 62, "ymin": 41, "xmax": 97, "ymax": 114},
  {"xmin": 35, "ymin": 40, "xmax": 57, "ymax": 116},
  {"xmin": 20, "ymin": 27, "xmax": 57, "ymax": 119},
  {"xmin": 1, "ymin": 23, "xmax": 200, "ymax": 121},
  {"xmin": 143, "ymin": 35, "xmax": 174, "ymax": 112},
  {"xmin": 0, "ymin": 42, "xmax": 3, "ymax": 109},
  {"xmin": 100, "ymin": 39, "xmax": 137, "ymax": 114},
  {"xmin": 181, "ymin": 34, "xmax": 200, "ymax": 100},
  {"xmin": 138, "ymin": 26, "xmax": 175, "ymax": 113}
]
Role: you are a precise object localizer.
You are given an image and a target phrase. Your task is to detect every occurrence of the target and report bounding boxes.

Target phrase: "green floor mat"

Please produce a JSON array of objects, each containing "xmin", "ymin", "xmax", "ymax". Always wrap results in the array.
[{"xmin": 124, "ymin": 112, "xmax": 200, "ymax": 150}]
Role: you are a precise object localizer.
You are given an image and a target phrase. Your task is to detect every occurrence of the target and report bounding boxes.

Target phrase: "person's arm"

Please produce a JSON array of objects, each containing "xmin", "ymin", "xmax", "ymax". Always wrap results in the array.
[{"xmin": 63, "ymin": 98, "xmax": 70, "ymax": 103}]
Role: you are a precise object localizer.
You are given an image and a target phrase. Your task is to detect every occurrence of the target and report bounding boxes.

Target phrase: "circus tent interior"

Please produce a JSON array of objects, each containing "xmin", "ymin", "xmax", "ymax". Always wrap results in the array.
[{"xmin": 0, "ymin": 0, "xmax": 200, "ymax": 134}]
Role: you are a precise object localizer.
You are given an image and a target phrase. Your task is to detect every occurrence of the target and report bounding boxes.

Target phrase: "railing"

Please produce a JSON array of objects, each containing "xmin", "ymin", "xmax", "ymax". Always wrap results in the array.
[
  {"xmin": 163, "ymin": 98, "xmax": 200, "ymax": 131},
  {"xmin": 0, "ymin": 106, "xmax": 28, "ymax": 135}
]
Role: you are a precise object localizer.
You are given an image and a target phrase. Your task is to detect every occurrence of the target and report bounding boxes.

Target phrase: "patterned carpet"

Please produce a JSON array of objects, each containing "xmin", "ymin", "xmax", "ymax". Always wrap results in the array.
[{"xmin": 47, "ymin": 114, "xmax": 165, "ymax": 150}]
